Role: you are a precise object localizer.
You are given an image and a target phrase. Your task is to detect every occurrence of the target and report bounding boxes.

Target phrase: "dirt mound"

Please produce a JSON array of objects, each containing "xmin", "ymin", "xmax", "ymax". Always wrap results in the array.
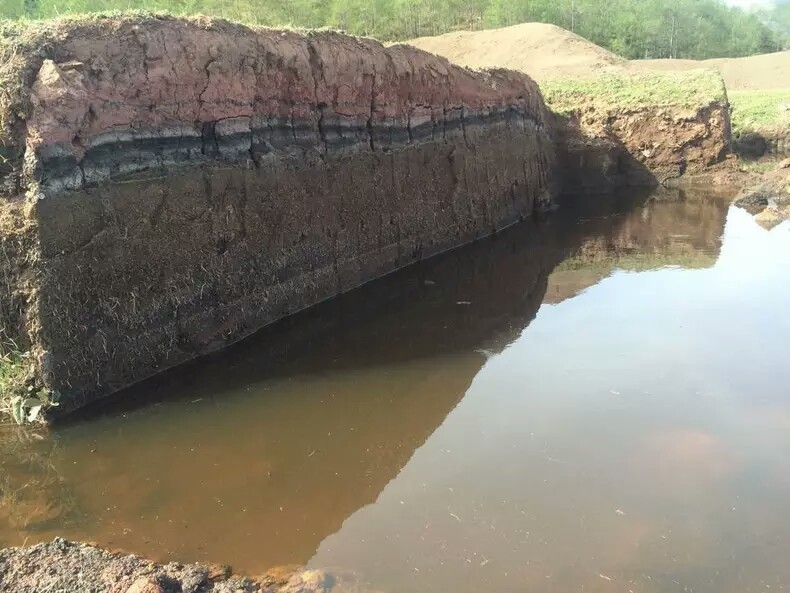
[
  {"xmin": 409, "ymin": 22, "xmax": 790, "ymax": 92},
  {"xmin": 408, "ymin": 23, "xmax": 625, "ymax": 82},
  {"xmin": 634, "ymin": 51, "xmax": 790, "ymax": 91}
]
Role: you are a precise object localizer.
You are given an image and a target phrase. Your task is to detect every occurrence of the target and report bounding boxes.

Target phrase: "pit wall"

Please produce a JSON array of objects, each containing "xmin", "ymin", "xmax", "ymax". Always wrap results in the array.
[
  {"xmin": 0, "ymin": 17, "xmax": 555, "ymax": 415},
  {"xmin": 553, "ymin": 102, "xmax": 732, "ymax": 193},
  {"xmin": 734, "ymin": 130, "xmax": 790, "ymax": 159}
]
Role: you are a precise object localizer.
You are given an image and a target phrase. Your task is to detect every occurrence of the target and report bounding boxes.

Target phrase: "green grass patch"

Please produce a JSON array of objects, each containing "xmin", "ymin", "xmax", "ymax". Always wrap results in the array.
[
  {"xmin": 729, "ymin": 89, "xmax": 790, "ymax": 134},
  {"xmin": 0, "ymin": 343, "xmax": 56, "ymax": 425},
  {"xmin": 541, "ymin": 69, "xmax": 728, "ymax": 116},
  {"xmin": 0, "ymin": 347, "xmax": 36, "ymax": 423}
]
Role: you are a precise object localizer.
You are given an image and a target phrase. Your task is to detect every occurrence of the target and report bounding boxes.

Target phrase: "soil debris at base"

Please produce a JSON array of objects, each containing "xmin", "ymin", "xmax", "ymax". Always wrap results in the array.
[{"xmin": 0, "ymin": 538, "xmax": 376, "ymax": 593}]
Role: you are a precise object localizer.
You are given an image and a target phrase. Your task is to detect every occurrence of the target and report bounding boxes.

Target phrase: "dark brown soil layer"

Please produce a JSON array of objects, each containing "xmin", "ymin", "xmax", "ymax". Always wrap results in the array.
[
  {"xmin": 553, "ymin": 102, "xmax": 731, "ymax": 192},
  {"xmin": 733, "ymin": 160, "xmax": 790, "ymax": 228}
]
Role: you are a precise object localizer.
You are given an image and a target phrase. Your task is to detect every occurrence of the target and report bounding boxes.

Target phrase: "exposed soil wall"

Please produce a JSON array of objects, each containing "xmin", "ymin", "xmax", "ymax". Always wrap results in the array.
[
  {"xmin": 0, "ymin": 16, "xmax": 554, "ymax": 417},
  {"xmin": 734, "ymin": 130, "xmax": 790, "ymax": 159},
  {"xmin": 0, "ymin": 200, "xmax": 36, "ymax": 350},
  {"xmin": 554, "ymin": 102, "xmax": 731, "ymax": 192}
]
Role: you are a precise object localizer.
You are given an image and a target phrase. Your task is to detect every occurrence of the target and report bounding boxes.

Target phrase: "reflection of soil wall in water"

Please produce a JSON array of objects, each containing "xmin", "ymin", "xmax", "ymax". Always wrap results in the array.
[
  {"xmin": 0, "ymin": 429, "xmax": 80, "ymax": 543},
  {"xmin": 0, "ymin": 188, "xmax": 730, "ymax": 574},
  {"xmin": 0, "ymin": 203, "xmax": 570, "ymax": 572},
  {"xmin": 544, "ymin": 190, "xmax": 732, "ymax": 304}
]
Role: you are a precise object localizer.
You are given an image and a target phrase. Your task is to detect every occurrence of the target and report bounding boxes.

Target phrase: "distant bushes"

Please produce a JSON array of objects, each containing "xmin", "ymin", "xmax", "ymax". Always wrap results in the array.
[{"xmin": 1, "ymin": 0, "xmax": 787, "ymax": 60}]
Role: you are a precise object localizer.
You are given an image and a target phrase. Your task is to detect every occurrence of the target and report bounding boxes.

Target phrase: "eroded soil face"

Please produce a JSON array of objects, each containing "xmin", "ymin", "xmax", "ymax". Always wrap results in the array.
[
  {"xmin": 0, "ymin": 17, "xmax": 555, "ymax": 416},
  {"xmin": 555, "ymin": 102, "xmax": 731, "ymax": 192}
]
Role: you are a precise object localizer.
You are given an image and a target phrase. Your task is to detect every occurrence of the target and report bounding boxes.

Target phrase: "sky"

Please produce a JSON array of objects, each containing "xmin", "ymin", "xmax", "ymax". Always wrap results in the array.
[{"xmin": 725, "ymin": 0, "xmax": 776, "ymax": 8}]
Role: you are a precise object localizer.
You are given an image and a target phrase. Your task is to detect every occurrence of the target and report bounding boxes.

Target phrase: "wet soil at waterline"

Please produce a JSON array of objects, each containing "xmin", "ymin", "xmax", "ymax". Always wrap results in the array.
[{"xmin": 3, "ymin": 187, "xmax": 790, "ymax": 593}]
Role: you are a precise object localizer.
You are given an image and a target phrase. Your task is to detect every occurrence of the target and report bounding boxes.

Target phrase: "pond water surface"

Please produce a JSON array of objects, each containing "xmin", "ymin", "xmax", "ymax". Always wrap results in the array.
[{"xmin": 2, "ymin": 189, "xmax": 789, "ymax": 593}]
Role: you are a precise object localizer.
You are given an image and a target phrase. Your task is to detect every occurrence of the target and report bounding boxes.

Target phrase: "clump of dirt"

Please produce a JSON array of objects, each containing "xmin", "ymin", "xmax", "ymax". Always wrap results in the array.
[
  {"xmin": 0, "ymin": 538, "xmax": 262, "ymax": 592},
  {"xmin": 408, "ymin": 22, "xmax": 625, "ymax": 83},
  {"xmin": 734, "ymin": 161, "xmax": 790, "ymax": 228},
  {"xmin": 0, "ymin": 538, "xmax": 371, "ymax": 593}
]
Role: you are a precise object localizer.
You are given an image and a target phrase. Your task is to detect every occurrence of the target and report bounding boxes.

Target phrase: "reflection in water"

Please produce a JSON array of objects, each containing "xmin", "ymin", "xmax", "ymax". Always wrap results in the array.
[
  {"xmin": 308, "ymin": 204, "xmax": 790, "ymax": 593},
  {"xmin": 2, "ymin": 189, "xmax": 788, "ymax": 593}
]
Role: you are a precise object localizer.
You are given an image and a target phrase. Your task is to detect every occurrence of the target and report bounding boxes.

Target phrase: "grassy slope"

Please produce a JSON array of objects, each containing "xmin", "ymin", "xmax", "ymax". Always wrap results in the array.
[
  {"xmin": 540, "ymin": 69, "xmax": 728, "ymax": 116},
  {"xmin": 728, "ymin": 89, "xmax": 790, "ymax": 134}
]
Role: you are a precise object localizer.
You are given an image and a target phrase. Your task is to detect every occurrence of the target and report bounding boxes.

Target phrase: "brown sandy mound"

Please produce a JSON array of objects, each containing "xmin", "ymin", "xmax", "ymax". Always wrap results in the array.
[
  {"xmin": 408, "ymin": 22, "xmax": 625, "ymax": 82},
  {"xmin": 409, "ymin": 22, "xmax": 790, "ymax": 92},
  {"xmin": 634, "ymin": 51, "xmax": 790, "ymax": 91}
]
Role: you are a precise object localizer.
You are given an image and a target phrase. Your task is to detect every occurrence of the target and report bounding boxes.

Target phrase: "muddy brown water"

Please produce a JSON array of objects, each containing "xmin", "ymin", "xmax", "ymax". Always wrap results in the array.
[{"xmin": 2, "ymin": 188, "xmax": 790, "ymax": 593}]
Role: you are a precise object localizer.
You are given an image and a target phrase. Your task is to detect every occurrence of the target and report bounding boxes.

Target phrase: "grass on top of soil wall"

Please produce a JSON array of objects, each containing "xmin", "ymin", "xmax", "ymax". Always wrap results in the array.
[
  {"xmin": 541, "ymin": 69, "xmax": 728, "ymax": 116},
  {"xmin": 728, "ymin": 89, "xmax": 790, "ymax": 134}
]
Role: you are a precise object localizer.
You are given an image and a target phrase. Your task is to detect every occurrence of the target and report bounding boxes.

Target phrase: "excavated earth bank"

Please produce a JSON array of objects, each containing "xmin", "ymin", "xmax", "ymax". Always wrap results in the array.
[
  {"xmin": 552, "ymin": 98, "xmax": 732, "ymax": 192},
  {"xmin": 0, "ymin": 16, "xmax": 554, "ymax": 417},
  {"xmin": 734, "ymin": 130, "xmax": 790, "ymax": 159}
]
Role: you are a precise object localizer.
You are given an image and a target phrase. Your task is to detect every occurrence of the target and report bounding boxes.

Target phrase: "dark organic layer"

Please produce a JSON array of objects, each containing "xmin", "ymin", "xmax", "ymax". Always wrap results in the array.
[
  {"xmin": 35, "ymin": 107, "xmax": 546, "ymax": 192},
  {"xmin": 36, "ymin": 121, "xmax": 551, "ymax": 414}
]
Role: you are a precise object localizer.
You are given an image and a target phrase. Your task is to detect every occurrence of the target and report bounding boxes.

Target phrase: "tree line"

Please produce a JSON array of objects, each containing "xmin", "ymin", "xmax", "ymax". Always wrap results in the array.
[{"xmin": 3, "ymin": 0, "xmax": 790, "ymax": 60}]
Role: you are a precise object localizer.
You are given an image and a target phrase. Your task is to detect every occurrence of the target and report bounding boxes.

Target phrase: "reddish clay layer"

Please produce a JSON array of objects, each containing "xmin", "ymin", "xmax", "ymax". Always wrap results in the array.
[{"xmin": 18, "ymin": 18, "xmax": 548, "ymax": 192}]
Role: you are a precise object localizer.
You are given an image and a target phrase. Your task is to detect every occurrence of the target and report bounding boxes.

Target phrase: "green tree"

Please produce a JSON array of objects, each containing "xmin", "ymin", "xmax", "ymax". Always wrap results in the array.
[{"xmin": 1, "ymin": 0, "xmax": 785, "ymax": 61}]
